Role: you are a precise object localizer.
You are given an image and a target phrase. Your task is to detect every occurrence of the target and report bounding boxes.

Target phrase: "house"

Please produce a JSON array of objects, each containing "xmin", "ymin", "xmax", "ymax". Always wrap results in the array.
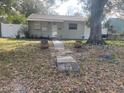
[
  {"xmin": 27, "ymin": 14, "xmax": 108, "ymax": 40},
  {"xmin": 27, "ymin": 14, "xmax": 87, "ymax": 39},
  {"xmin": 108, "ymin": 18, "xmax": 124, "ymax": 34}
]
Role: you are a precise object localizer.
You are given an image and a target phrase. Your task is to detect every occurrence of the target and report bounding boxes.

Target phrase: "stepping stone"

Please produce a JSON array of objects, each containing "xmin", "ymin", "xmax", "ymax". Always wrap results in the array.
[
  {"xmin": 55, "ymin": 50, "xmax": 73, "ymax": 56},
  {"xmin": 53, "ymin": 40, "xmax": 65, "ymax": 50},
  {"xmin": 56, "ymin": 56, "xmax": 80, "ymax": 72},
  {"xmin": 63, "ymin": 50, "xmax": 73, "ymax": 54}
]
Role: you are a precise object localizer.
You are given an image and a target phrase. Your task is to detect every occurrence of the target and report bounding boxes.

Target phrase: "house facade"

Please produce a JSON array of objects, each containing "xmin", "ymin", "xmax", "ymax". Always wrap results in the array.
[
  {"xmin": 27, "ymin": 14, "xmax": 108, "ymax": 40},
  {"xmin": 27, "ymin": 14, "xmax": 87, "ymax": 39},
  {"xmin": 108, "ymin": 18, "xmax": 124, "ymax": 33}
]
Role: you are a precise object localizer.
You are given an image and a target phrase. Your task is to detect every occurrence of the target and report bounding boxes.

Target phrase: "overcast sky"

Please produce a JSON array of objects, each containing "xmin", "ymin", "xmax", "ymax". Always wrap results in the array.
[
  {"xmin": 49, "ymin": 0, "xmax": 120, "ymax": 17},
  {"xmin": 51, "ymin": 0, "xmax": 85, "ymax": 16}
]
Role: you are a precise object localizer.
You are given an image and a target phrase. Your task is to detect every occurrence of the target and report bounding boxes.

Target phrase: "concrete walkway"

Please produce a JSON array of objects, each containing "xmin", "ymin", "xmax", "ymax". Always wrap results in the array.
[
  {"xmin": 52, "ymin": 40, "xmax": 65, "ymax": 50},
  {"xmin": 52, "ymin": 40, "xmax": 80, "ymax": 72}
]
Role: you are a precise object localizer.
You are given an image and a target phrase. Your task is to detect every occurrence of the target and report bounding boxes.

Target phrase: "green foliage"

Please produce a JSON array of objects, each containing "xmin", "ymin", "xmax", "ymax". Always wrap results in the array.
[
  {"xmin": 0, "ymin": 6, "xmax": 5, "ymax": 15},
  {"xmin": 20, "ymin": 0, "xmax": 48, "ymax": 17},
  {"xmin": 0, "ymin": 0, "xmax": 17, "ymax": 15},
  {"xmin": 7, "ymin": 14, "xmax": 26, "ymax": 24},
  {"xmin": 0, "ymin": 0, "xmax": 52, "ymax": 23}
]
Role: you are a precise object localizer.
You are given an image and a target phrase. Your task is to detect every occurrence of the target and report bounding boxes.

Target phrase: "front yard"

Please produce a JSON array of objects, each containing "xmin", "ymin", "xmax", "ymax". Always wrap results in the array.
[{"xmin": 0, "ymin": 38, "xmax": 124, "ymax": 93}]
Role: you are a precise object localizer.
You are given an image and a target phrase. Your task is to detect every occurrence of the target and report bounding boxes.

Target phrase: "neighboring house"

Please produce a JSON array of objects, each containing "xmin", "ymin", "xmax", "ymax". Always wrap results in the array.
[
  {"xmin": 107, "ymin": 18, "xmax": 124, "ymax": 40},
  {"xmin": 108, "ymin": 18, "xmax": 124, "ymax": 34}
]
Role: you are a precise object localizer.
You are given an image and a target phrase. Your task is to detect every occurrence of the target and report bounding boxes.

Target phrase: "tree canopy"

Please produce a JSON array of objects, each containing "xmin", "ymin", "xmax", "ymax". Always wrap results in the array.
[{"xmin": 0, "ymin": 0, "xmax": 57, "ymax": 23}]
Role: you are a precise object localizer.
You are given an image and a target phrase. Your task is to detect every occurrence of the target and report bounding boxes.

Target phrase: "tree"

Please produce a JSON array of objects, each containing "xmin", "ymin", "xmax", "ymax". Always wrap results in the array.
[
  {"xmin": 7, "ymin": 14, "xmax": 26, "ymax": 24},
  {"xmin": 0, "ymin": 0, "xmax": 52, "ymax": 23},
  {"xmin": 0, "ymin": 0, "xmax": 17, "ymax": 15},
  {"xmin": 79, "ymin": 0, "xmax": 123, "ymax": 45},
  {"xmin": 86, "ymin": 0, "xmax": 108, "ymax": 45},
  {"xmin": 19, "ymin": 0, "xmax": 48, "ymax": 17}
]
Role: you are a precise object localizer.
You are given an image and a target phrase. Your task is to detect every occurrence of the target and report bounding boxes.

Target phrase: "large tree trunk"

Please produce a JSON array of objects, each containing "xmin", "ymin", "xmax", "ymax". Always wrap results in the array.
[{"xmin": 87, "ymin": 0, "xmax": 108, "ymax": 45}]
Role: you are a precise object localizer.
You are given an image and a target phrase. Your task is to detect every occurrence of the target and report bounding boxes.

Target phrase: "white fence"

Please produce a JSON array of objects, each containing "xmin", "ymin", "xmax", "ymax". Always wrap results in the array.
[{"xmin": 1, "ymin": 23, "xmax": 24, "ymax": 38}]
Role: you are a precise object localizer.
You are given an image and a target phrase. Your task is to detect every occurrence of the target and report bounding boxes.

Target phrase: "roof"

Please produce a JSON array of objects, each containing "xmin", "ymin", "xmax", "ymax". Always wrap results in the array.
[{"xmin": 27, "ymin": 14, "xmax": 87, "ymax": 22}]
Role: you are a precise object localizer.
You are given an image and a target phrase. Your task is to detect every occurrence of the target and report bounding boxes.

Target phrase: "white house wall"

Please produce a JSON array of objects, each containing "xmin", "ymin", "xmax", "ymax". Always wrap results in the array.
[
  {"xmin": 29, "ymin": 21, "xmax": 108, "ymax": 40},
  {"xmin": 102, "ymin": 28, "xmax": 108, "ymax": 35},
  {"xmin": 84, "ymin": 27, "xmax": 90, "ymax": 39},
  {"xmin": 84, "ymin": 26, "xmax": 108, "ymax": 39},
  {"xmin": 40, "ymin": 22, "xmax": 50, "ymax": 37},
  {"xmin": 29, "ymin": 21, "xmax": 86, "ymax": 39},
  {"xmin": 61, "ymin": 21, "xmax": 85, "ymax": 39},
  {"xmin": 29, "ymin": 21, "xmax": 52, "ymax": 38}
]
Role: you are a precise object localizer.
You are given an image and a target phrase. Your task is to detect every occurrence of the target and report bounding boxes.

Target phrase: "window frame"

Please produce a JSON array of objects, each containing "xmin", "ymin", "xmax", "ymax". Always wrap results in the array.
[
  {"xmin": 68, "ymin": 23, "xmax": 77, "ymax": 30},
  {"xmin": 32, "ymin": 22, "xmax": 41, "ymax": 30}
]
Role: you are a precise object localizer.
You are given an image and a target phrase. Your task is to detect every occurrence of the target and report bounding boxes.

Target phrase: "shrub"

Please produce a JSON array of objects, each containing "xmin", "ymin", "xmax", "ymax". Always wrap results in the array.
[{"xmin": 17, "ymin": 25, "xmax": 30, "ymax": 39}]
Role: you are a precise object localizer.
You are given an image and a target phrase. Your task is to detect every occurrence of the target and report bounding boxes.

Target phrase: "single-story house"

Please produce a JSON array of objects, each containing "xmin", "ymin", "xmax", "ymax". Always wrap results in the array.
[{"xmin": 27, "ymin": 14, "xmax": 107, "ymax": 39}]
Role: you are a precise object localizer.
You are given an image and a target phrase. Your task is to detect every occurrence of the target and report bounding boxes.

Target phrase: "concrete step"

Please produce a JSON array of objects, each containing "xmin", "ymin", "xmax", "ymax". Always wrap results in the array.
[
  {"xmin": 53, "ymin": 40, "xmax": 65, "ymax": 50},
  {"xmin": 56, "ymin": 56, "xmax": 80, "ymax": 72}
]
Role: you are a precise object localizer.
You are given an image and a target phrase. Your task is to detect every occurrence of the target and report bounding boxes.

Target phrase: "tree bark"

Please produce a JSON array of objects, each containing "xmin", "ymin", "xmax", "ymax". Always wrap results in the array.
[{"xmin": 86, "ymin": 0, "xmax": 108, "ymax": 45}]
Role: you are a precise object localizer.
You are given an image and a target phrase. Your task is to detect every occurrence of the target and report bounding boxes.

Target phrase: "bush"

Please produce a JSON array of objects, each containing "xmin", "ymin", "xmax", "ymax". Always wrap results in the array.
[
  {"xmin": 41, "ymin": 39, "xmax": 49, "ymax": 49},
  {"xmin": 74, "ymin": 40, "xmax": 82, "ymax": 48},
  {"xmin": 17, "ymin": 25, "xmax": 30, "ymax": 39}
]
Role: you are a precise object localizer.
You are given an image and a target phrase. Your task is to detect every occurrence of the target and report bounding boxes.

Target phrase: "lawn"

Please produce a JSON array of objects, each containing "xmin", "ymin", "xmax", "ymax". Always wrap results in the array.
[
  {"xmin": 0, "ymin": 38, "xmax": 40, "ymax": 51},
  {"xmin": 0, "ymin": 38, "xmax": 124, "ymax": 93},
  {"xmin": 106, "ymin": 40, "xmax": 124, "ymax": 46},
  {"xmin": 64, "ymin": 40, "xmax": 124, "ymax": 46}
]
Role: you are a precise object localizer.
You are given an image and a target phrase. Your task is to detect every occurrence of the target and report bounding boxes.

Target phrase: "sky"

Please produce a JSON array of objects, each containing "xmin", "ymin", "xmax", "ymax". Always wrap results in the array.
[
  {"xmin": 49, "ymin": 0, "xmax": 121, "ymax": 18},
  {"xmin": 51, "ymin": 0, "xmax": 86, "ymax": 16}
]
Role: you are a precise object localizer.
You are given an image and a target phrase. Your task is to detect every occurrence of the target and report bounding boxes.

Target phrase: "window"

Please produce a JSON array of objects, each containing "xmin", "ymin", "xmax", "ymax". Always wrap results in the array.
[
  {"xmin": 69, "ymin": 23, "xmax": 77, "ymax": 30},
  {"xmin": 42, "ymin": 23, "xmax": 47, "ymax": 31},
  {"xmin": 33, "ymin": 22, "xmax": 40, "ymax": 30}
]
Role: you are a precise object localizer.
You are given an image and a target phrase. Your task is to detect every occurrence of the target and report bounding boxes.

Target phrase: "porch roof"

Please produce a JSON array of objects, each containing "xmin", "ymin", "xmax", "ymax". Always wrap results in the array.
[{"xmin": 27, "ymin": 14, "xmax": 87, "ymax": 22}]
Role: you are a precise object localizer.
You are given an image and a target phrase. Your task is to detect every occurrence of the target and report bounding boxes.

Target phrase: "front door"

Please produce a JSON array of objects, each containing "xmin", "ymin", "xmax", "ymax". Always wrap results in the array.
[{"xmin": 52, "ymin": 23, "xmax": 58, "ymax": 38}]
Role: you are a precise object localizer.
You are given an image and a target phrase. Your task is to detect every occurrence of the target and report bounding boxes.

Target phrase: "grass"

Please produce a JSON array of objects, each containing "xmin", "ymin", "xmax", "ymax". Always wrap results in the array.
[
  {"xmin": 0, "ymin": 38, "xmax": 64, "ymax": 93},
  {"xmin": 0, "ymin": 38, "xmax": 40, "ymax": 51},
  {"xmin": 106, "ymin": 40, "xmax": 124, "ymax": 46},
  {"xmin": 0, "ymin": 38, "xmax": 41, "ymax": 80},
  {"xmin": 64, "ymin": 39, "xmax": 124, "ymax": 46}
]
